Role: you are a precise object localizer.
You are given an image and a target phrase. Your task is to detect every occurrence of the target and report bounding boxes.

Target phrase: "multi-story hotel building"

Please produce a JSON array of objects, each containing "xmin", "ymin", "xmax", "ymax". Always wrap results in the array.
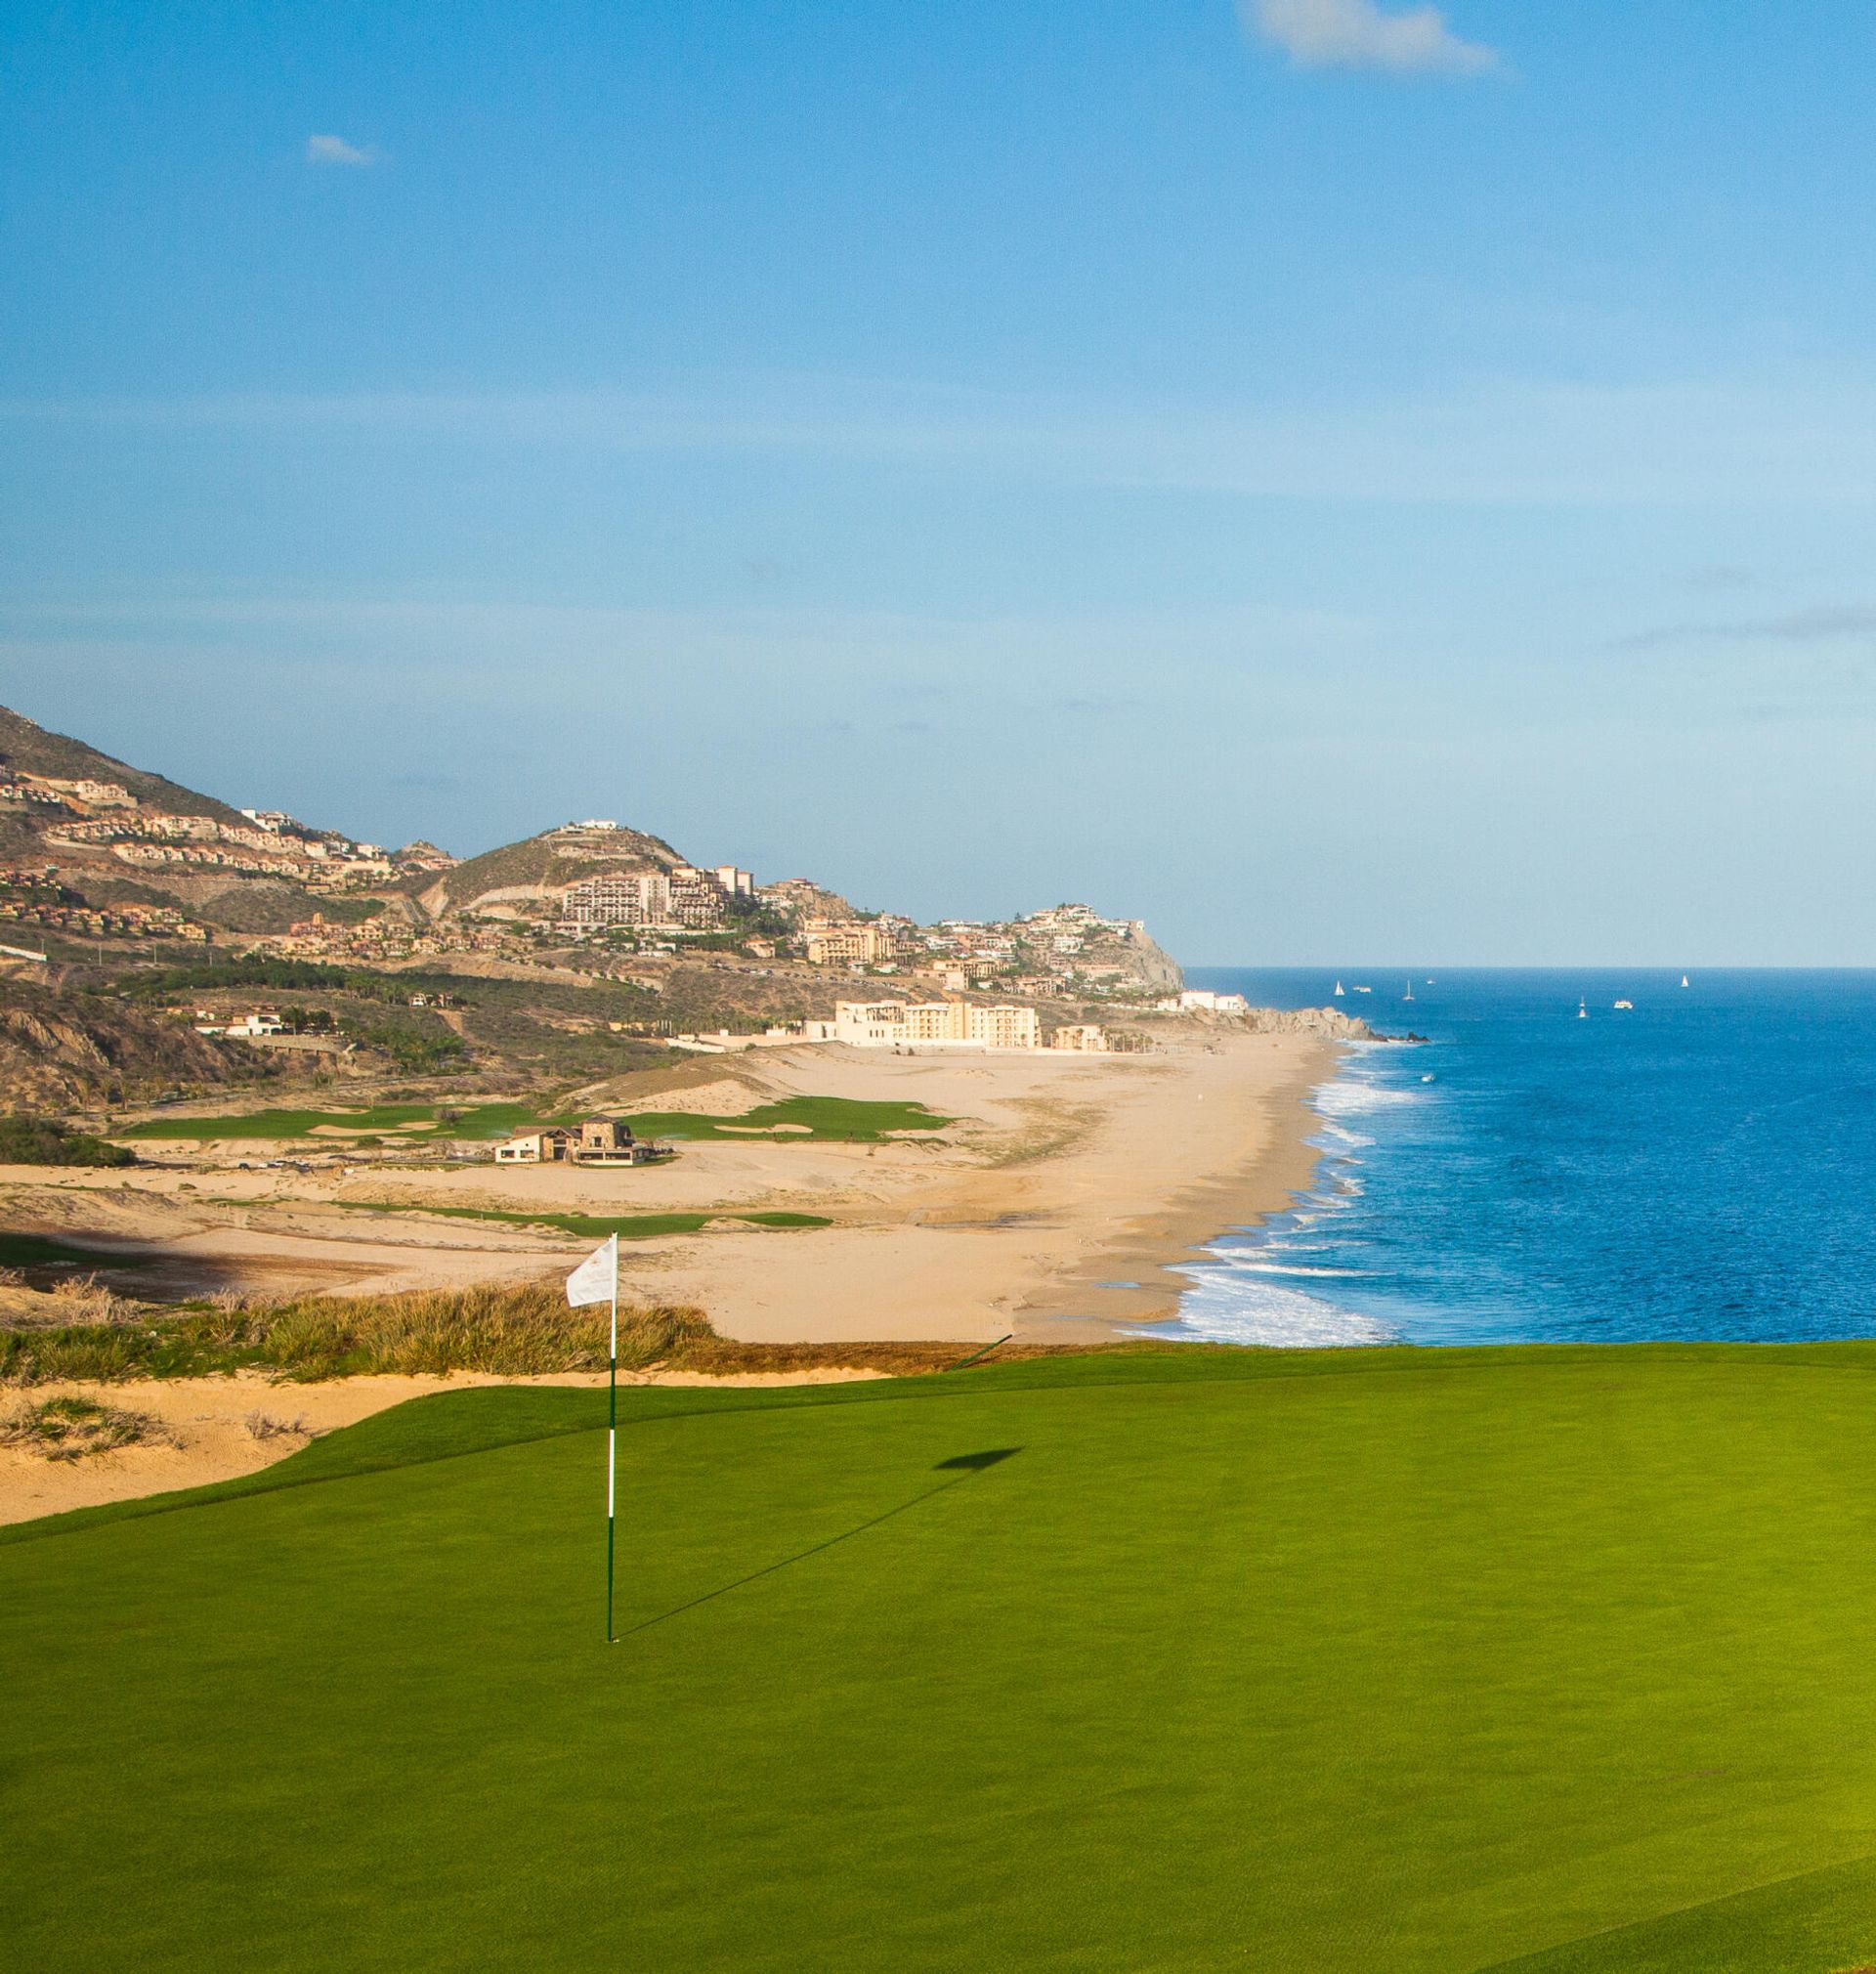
[{"xmin": 833, "ymin": 999, "xmax": 1042, "ymax": 1051}]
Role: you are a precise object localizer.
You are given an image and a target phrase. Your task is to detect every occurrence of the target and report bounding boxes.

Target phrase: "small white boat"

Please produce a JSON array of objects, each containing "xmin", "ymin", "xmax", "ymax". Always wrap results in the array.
[
  {"xmin": 1334, "ymin": 980, "xmax": 1344, "ymax": 997},
  {"xmin": 1578, "ymin": 998, "xmax": 1588, "ymax": 1019},
  {"xmin": 1354, "ymin": 984, "xmax": 1373, "ymax": 995},
  {"xmin": 1681, "ymin": 974, "xmax": 1690, "ymax": 988},
  {"xmin": 1403, "ymin": 980, "xmax": 1415, "ymax": 1002},
  {"xmin": 1614, "ymin": 999, "xmax": 1634, "ymax": 1010}
]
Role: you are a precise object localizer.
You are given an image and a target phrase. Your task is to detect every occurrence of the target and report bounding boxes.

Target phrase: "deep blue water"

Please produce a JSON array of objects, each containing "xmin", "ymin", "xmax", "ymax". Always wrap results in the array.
[{"xmin": 1163, "ymin": 968, "xmax": 1876, "ymax": 1348}]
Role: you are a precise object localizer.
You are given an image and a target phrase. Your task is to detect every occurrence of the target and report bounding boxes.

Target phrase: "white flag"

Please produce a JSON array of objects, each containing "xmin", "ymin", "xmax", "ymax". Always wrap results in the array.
[{"xmin": 566, "ymin": 1235, "xmax": 618, "ymax": 1308}]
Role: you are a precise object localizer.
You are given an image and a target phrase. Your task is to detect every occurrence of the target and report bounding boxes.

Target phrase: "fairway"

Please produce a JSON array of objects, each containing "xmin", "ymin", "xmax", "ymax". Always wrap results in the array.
[
  {"xmin": 116, "ymin": 1095, "xmax": 950, "ymax": 1145},
  {"xmin": 618, "ymin": 1094, "xmax": 954, "ymax": 1141},
  {"xmin": 117, "ymin": 1100, "xmax": 546, "ymax": 1142},
  {"xmin": 333, "ymin": 1202, "xmax": 833, "ymax": 1238},
  {"xmin": 11, "ymin": 1348, "xmax": 1876, "ymax": 1972}
]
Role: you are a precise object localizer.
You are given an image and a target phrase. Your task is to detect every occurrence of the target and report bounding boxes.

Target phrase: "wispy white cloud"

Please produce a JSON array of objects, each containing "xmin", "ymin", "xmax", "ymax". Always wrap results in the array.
[
  {"xmin": 1243, "ymin": 0, "xmax": 1501, "ymax": 76},
  {"xmin": 305, "ymin": 133, "xmax": 377, "ymax": 167},
  {"xmin": 12, "ymin": 366, "xmax": 1876, "ymax": 508}
]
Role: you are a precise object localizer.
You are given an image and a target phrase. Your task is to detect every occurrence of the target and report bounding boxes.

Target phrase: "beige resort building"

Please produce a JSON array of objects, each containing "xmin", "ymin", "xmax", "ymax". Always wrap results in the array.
[
  {"xmin": 495, "ymin": 1118, "xmax": 658, "ymax": 1166},
  {"xmin": 832, "ymin": 1000, "xmax": 1045, "ymax": 1051}
]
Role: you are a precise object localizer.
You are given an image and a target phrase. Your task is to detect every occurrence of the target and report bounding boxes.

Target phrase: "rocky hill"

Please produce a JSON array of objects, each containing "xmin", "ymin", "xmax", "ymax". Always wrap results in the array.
[
  {"xmin": 0, "ymin": 700, "xmax": 1188, "ymax": 1038},
  {"xmin": 0, "ymin": 980, "xmax": 276, "ymax": 1111},
  {"xmin": 417, "ymin": 823, "xmax": 687, "ymax": 921},
  {"xmin": 0, "ymin": 706, "xmax": 248, "ymax": 828}
]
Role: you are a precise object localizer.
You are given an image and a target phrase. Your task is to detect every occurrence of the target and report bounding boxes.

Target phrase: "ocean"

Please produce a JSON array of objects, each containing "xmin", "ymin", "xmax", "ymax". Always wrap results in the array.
[{"xmin": 1164, "ymin": 968, "xmax": 1876, "ymax": 1349}]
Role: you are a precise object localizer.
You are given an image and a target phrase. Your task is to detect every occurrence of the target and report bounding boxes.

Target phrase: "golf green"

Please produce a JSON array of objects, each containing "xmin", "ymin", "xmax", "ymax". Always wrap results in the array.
[{"xmin": 9, "ymin": 1345, "xmax": 1876, "ymax": 1972}]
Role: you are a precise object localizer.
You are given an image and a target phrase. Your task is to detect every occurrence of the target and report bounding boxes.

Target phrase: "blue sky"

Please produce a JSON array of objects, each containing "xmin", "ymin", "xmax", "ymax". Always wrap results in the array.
[{"xmin": 4, "ymin": 0, "xmax": 1876, "ymax": 963}]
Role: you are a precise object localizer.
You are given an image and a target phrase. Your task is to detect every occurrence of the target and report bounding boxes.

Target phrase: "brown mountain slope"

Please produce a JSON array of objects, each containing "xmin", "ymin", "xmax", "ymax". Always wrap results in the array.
[
  {"xmin": 0, "ymin": 705, "xmax": 248, "ymax": 827},
  {"xmin": 0, "ymin": 982, "xmax": 275, "ymax": 1112}
]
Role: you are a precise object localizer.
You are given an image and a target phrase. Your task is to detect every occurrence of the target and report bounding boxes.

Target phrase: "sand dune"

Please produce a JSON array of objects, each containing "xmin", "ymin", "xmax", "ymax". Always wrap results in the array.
[{"xmin": 3, "ymin": 1030, "xmax": 1332, "ymax": 1342}]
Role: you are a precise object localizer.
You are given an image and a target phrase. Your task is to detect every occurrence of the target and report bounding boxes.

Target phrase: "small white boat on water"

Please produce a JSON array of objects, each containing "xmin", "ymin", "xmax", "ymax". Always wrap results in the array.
[
  {"xmin": 1334, "ymin": 980, "xmax": 1344, "ymax": 997},
  {"xmin": 1354, "ymin": 985, "xmax": 1373, "ymax": 995},
  {"xmin": 1404, "ymin": 981, "xmax": 1415, "ymax": 1002},
  {"xmin": 1614, "ymin": 999, "xmax": 1634, "ymax": 1010},
  {"xmin": 1578, "ymin": 998, "xmax": 1588, "ymax": 1019},
  {"xmin": 1681, "ymin": 974, "xmax": 1690, "ymax": 988}
]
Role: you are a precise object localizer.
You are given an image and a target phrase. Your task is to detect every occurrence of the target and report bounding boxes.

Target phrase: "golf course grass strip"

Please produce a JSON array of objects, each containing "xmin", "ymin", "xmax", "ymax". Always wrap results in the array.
[
  {"xmin": 331, "ymin": 1202, "xmax": 831, "ymax": 1238},
  {"xmin": 620, "ymin": 1094, "xmax": 953, "ymax": 1141},
  {"xmin": 17, "ymin": 1347, "xmax": 1876, "ymax": 1970},
  {"xmin": 115, "ymin": 1100, "xmax": 550, "ymax": 1142}
]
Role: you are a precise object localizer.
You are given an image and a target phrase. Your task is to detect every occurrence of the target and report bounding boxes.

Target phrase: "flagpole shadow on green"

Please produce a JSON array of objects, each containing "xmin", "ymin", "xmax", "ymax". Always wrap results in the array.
[{"xmin": 618, "ymin": 1449, "xmax": 1024, "ymax": 1640}]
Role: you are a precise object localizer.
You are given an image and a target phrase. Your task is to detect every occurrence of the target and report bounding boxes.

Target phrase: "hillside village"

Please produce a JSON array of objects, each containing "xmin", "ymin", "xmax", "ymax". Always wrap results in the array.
[
  {"xmin": 0, "ymin": 707, "xmax": 1174, "ymax": 996},
  {"xmin": 0, "ymin": 703, "xmax": 1329, "ymax": 1117}
]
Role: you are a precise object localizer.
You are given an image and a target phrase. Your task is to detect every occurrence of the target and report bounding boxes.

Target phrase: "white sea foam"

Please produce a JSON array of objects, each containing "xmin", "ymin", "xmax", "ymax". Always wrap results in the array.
[
  {"xmin": 1316, "ymin": 1122, "xmax": 1376, "ymax": 1150},
  {"xmin": 1312, "ymin": 1075, "xmax": 1423, "ymax": 1120},
  {"xmin": 1150, "ymin": 1275, "xmax": 1394, "ymax": 1350},
  {"xmin": 1156, "ymin": 1042, "xmax": 1425, "ymax": 1349},
  {"xmin": 1214, "ymin": 1261, "xmax": 1367, "ymax": 1279}
]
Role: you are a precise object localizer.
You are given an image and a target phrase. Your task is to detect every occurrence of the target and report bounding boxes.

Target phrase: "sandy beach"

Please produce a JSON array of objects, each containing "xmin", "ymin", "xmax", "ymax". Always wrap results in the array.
[
  {"xmin": 1, "ymin": 1027, "xmax": 1334, "ymax": 1521},
  {"xmin": 4, "ymin": 1028, "xmax": 1333, "ymax": 1343}
]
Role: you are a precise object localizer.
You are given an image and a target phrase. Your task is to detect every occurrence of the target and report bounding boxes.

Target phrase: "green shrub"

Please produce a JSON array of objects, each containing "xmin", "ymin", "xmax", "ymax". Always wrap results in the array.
[{"xmin": 0, "ymin": 1117, "xmax": 136, "ymax": 1168}]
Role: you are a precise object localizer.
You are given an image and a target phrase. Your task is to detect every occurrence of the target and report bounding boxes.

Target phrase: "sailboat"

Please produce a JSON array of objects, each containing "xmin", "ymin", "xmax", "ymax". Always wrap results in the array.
[
  {"xmin": 1578, "ymin": 998, "xmax": 1588, "ymax": 1019},
  {"xmin": 1681, "ymin": 974, "xmax": 1690, "ymax": 989},
  {"xmin": 1334, "ymin": 980, "xmax": 1344, "ymax": 997},
  {"xmin": 1404, "ymin": 980, "xmax": 1415, "ymax": 1002}
]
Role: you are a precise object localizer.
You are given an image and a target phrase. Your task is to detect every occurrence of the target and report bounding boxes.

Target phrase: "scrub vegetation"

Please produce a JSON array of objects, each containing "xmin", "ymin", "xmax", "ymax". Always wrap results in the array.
[
  {"xmin": 0, "ymin": 1393, "xmax": 164, "ymax": 1460},
  {"xmin": 0, "ymin": 1282, "xmax": 713, "ymax": 1384},
  {"xmin": 0, "ymin": 1115, "xmax": 136, "ymax": 1167}
]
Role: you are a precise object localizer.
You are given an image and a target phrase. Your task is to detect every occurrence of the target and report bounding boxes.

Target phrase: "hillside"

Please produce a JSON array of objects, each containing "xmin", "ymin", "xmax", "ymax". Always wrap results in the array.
[
  {"xmin": 419, "ymin": 824, "xmax": 688, "ymax": 920},
  {"xmin": 0, "ymin": 706, "xmax": 247, "ymax": 827},
  {"xmin": 0, "ymin": 699, "xmax": 1188, "ymax": 1069},
  {"xmin": 0, "ymin": 979, "xmax": 276, "ymax": 1111}
]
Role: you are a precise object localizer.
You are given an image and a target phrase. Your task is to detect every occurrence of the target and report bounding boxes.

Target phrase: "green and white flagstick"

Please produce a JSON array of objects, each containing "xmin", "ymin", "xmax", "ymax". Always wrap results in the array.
[{"xmin": 566, "ymin": 1234, "xmax": 621, "ymax": 1643}]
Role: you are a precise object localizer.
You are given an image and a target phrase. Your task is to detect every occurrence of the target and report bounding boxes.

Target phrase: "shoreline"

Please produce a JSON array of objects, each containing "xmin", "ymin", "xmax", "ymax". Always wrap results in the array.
[
  {"xmin": 1, "ymin": 1028, "xmax": 1343, "ymax": 1521},
  {"xmin": 1009, "ymin": 1036, "xmax": 1336, "ymax": 1339},
  {"xmin": 2, "ymin": 1029, "xmax": 1342, "ymax": 1347}
]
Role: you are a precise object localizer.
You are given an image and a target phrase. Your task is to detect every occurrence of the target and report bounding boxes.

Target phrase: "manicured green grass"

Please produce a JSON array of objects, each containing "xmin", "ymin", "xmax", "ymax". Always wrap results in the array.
[
  {"xmin": 116, "ymin": 1094, "xmax": 949, "ymax": 1146},
  {"xmin": 116, "ymin": 1100, "xmax": 547, "ymax": 1142},
  {"xmin": 11, "ymin": 1346, "xmax": 1876, "ymax": 1971},
  {"xmin": 621, "ymin": 1094, "xmax": 954, "ymax": 1141},
  {"xmin": 332, "ymin": 1201, "xmax": 831, "ymax": 1239}
]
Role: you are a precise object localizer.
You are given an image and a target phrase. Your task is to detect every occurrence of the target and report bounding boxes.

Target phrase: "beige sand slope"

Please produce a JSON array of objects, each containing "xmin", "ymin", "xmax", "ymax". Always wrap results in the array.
[
  {"xmin": 0, "ymin": 1031, "xmax": 1337, "ymax": 1523},
  {"xmin": 0, "ymin": 1367, "xmax": 890, "ymax": 1526},
  {"xmin": 4, "ymin": 1029, "xmax": 1332, "ymax": 1342}
]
